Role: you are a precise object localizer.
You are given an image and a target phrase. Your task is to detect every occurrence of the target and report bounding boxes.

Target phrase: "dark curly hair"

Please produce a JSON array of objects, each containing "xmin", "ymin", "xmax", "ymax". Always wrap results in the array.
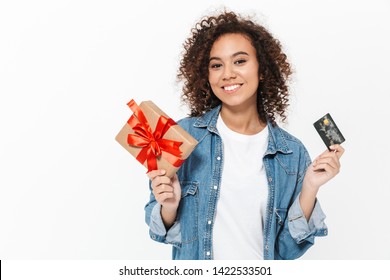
[{"xmin": 177, "ymin": 10, "xmax": 292, "ymax": 125}]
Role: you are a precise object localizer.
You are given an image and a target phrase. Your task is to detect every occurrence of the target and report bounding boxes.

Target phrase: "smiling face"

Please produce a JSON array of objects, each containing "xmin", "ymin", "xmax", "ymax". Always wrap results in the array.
[{"xmin": 208, "ymin": 33, "xmax": 260, "ymax": 112}]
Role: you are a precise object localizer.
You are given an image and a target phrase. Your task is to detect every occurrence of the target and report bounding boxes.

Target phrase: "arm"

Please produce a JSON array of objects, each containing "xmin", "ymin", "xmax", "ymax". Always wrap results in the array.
[
  {"xmin": 300, "ymin": 144, "xmax": 345, "ymax": 220},
  {"xmin": 144, "ymin": 169, "xmax": 182, "ymax": 246},
  {"xmin": 274, "ymin": 144, "xmax": 344, "ymax": 259},
  {"xmin": 147, "ymin": 169, "xmax": 181, "ymax": 228}
]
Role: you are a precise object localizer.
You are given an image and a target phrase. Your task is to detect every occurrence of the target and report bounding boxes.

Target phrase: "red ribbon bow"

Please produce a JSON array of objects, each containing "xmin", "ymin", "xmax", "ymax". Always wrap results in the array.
[{"xmin": 126, "ymin": 99, "xmax": 184, "ymax": 173}]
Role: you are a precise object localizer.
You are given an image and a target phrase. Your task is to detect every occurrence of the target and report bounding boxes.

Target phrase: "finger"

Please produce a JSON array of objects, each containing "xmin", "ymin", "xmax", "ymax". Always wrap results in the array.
[
  {"xmin": 313, "ymin": 160, "xmax": 339, "ymax": 175},
  {"xmin": 312, "ymin": 162, "xmax": 332, "ymax": 173},
  {"xmin": 319, "ymin": 147, "xmax": 341, "ymax": 162},
  {"xmin": 317, "ymin": 148, "xmax": 331, "ymax": 158},
  {"xmin": 156, "ymin": 191, "xmax": 175, "ymax": 203},
  {"xmin": 330, "ymin": 144, "xmax": 345, "ymax": 158},
  {"xmin": 147, "ymin": 169, "xmax": 166, "ymax": 180},
  {"xmin": 313, "ymin": 157, "xmax": 338, "ymax": 170},
  {"xmin": 152, "ymin": 176, "xmax": 172, "ymax": 189},
  {"xmin": 319, "ymin": 150, "xmax": 340, "ymax": 166},
  {"xmin": 153, "ymin": 185, "xmax": 174, "ymax": 198},
  {"xmin": 154, "ymin": 183, "xmax": 174, "ymax": 194},
  {"xmin": 153, "ymin": 184, "xmax": 176, "ymax": 203}
]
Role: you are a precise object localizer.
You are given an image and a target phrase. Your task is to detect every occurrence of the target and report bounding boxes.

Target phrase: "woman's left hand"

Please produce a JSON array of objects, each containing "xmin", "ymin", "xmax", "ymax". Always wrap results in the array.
[{"xmin": 303, "ymin": 144, "xmax": 345, "ymax": 191}]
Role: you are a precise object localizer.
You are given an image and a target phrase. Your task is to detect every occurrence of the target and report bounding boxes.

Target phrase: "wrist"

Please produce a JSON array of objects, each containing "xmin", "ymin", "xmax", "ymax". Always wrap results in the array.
[
  {"xmin": 161, "ymin": 204, "xmax": 178, "ymax": 215},
  {"xmin": 160, "ymin": 205, "xmax": 178, "ymax": 229},
  {"xmin": 302, "ymin": 176, "xmax": 321, "ymax": 193}
]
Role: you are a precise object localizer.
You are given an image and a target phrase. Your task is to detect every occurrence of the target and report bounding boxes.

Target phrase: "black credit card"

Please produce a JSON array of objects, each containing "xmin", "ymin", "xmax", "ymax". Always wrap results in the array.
[{"xmin": 313, "ymin": 113, "xmax": 345, "ymax": 150}]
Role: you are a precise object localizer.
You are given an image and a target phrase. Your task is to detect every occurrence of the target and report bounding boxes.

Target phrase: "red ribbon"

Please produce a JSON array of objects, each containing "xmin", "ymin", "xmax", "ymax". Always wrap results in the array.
[{"xmin": 126, "ymin": 99, "xmax": 184, "ymax": 173}]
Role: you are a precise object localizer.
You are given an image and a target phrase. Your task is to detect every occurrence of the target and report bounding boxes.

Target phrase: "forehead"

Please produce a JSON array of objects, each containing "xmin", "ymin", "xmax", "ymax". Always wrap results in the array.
[{"xmin": 210, "ymin": 33, "xmax": 256, "ymax": 56}]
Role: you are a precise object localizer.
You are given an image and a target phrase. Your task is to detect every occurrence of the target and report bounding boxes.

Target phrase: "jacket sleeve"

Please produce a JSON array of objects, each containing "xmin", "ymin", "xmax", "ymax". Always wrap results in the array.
[
  {"xmin": 274, "ymin": 147, "xmax": 328, "ymax": 259},
  {"xmin": 144, "ymin": 180, "xmax": 182, "ymax": 248}
]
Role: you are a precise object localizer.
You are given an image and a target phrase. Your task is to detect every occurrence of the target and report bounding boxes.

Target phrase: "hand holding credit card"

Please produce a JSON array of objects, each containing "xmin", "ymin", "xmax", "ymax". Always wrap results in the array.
[{"xmin": 313, "ymin": 113, "xmax": 345, "ymax": 150}]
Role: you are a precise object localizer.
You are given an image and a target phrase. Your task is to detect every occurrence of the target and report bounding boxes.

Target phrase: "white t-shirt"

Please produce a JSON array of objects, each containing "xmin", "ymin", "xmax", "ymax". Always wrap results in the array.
[{"xmin": 213, "ymin": 114, "xmax": 269, "ymax": 260}]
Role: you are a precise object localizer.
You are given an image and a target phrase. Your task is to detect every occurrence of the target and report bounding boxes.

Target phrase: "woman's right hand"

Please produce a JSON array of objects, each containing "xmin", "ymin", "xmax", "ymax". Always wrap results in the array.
[{"xmin": 147, "ymin": 169, "xmax": 181, "ymax": 213}]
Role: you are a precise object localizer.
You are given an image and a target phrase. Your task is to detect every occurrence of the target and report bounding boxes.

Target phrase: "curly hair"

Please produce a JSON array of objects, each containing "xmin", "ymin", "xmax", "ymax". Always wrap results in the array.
[{"xmin": 177, "ymin": 10, "xmax": 292, "ymax": 125}]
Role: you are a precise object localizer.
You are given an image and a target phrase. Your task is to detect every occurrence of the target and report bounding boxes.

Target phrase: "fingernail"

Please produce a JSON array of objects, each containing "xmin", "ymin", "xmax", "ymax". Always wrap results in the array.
[{"xmin": 160, "ymin": 170, "xmax": 166, "ymax": 175}]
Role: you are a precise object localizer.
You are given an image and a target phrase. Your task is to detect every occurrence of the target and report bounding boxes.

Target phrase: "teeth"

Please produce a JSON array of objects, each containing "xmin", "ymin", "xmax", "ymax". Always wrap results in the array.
[{"xmin": 224, "ymin": 84, "xmax": 240, "ymax": 91}]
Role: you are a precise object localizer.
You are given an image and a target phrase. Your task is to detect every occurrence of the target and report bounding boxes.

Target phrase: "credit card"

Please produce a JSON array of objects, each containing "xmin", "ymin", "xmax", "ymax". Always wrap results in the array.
[{"xmin": 313, "ymin": 113, "xmax": 345, "ymax": 150}]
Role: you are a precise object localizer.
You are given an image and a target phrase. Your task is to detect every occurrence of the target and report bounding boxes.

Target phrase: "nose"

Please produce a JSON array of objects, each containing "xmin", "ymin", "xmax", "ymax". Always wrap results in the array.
[{"xmin": 222, "ymin": 64, "xmax": 236, "ymax": 80}]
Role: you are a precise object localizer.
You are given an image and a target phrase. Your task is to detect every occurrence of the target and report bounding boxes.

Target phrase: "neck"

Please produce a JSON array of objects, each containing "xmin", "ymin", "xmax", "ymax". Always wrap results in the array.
[{"xmin": 220, "ymin": 104, "xmax": 266, "ymax": 135}]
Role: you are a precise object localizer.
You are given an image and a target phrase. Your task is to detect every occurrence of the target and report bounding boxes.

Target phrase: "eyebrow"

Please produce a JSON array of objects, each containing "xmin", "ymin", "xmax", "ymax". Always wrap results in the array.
[{"xmin": 209, "ymin": 51, "xmax": 249, "ymax": 61}]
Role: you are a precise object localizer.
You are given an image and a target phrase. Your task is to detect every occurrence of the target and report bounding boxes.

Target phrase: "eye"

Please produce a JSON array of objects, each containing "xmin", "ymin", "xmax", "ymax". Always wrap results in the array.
[
  {"xmin": 235, "ymin": 59, "xmax": 247, "ymax": 65},
  {"xmin": 210, "ymin": 63, "xmax": 222, "ymax": 69}
]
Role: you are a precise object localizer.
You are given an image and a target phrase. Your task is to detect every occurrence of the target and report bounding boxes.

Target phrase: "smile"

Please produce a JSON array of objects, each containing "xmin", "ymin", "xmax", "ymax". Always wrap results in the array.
[{"xmin": 222, "ymin": 84, "xmax": 242, "ymax": 92}]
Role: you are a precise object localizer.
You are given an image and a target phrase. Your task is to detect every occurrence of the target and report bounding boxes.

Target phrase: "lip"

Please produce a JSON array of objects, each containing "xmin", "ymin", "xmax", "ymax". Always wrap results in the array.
[{"xmin": 222, "ymin": 83, "xmax": 243, "ymax": 93}]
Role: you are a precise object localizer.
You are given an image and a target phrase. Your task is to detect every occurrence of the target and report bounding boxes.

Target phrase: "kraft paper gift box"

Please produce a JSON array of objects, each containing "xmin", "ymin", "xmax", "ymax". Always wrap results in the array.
[{"xmin": 115, "ymin": 99, "xmax": 198, "ymax": 178}]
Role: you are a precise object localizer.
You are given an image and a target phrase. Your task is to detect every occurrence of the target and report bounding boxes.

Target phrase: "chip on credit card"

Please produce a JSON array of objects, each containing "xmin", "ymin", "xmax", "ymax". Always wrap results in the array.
[{"xmin": 313, "ymin": 113, "xmax": 345, "ymax": 150}]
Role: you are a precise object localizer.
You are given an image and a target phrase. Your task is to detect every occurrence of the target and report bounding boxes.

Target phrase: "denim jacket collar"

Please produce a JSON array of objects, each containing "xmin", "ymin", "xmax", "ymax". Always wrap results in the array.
[
  {"xmin": 193, "ymin": 105, "xmax": 220, "ymax": 134},
  {"xmin": 193, "ymin": 105, "xmax": 292, "ymax": 155}
]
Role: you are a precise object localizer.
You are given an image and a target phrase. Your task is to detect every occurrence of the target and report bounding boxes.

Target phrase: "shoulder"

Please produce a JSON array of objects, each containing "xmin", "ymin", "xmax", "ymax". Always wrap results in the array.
[
  {"xmin": 176, "ymin": 116, "xmax": 210, "ymax": 143},
  {"xmin": 276, "ymin": 126, "xmax": 305, "ymax": 147},
  {"xmin": 176, "ymin": 106, "xmax": 220, "ymax": 134},
  {"xmin": 268, "ymin": 124, "xmax": 312, "ymax": 176},
  {"xmin": 268, "ymin": 123, "xmax": 311, "ymax": 159},
  {"xmin": 177, "ymin": 116, "xmax": 198, "ymax": 133}
]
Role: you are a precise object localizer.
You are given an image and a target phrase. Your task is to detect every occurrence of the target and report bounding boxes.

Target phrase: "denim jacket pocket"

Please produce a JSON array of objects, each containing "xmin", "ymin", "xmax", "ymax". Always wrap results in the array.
[
  {"xmin": 177, "ymin": 181, "xmax": 199, "ymax": 244},
  {"xmin": 275, "ymin": 208, "xmax": 288, "ymax": 233}
]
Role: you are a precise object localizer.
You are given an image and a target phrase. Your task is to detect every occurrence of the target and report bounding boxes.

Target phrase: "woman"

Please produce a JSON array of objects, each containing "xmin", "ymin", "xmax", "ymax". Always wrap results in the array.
[{"xmin": 144, "ymin": 10, "xmax": 344, "ymax": 260}]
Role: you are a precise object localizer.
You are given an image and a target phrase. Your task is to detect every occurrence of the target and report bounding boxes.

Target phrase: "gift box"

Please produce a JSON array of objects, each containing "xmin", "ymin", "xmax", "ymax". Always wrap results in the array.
[{"xmin": 115, "ymin": 99, "xmax": 198, "ymax": 178}]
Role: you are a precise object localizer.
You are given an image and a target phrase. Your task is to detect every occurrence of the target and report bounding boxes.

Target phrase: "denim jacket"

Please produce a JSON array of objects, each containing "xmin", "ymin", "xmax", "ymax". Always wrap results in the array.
[{"xmin": 144, "ymin": 105, "xmax": 328, "ymax": 260}]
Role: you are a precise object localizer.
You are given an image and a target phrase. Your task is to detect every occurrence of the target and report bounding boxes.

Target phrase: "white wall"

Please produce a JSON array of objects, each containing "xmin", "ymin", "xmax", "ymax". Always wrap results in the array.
[{"xmin": 1, "ymin": 0, "xmax": 389, "ymax": 260}]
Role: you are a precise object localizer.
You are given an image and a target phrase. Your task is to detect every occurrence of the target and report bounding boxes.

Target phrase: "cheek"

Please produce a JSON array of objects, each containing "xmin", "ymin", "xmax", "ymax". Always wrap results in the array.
[
  {"xmin": 208, "ymin": 71, "xmax": 218, "ymax": 84},
  {"xmin": 208, "ymin": 72, "xmax": 221, "ymax": 92},
  {"xmin": 241, "ymin": 69, "xmax": 260, "ymax": 85}
]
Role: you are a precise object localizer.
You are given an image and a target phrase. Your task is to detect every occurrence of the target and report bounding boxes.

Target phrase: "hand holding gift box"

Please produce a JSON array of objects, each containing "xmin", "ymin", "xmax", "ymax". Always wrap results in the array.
[{"xmin": 115, "ymin": 99, "xmax": 198, "ymax": 178}]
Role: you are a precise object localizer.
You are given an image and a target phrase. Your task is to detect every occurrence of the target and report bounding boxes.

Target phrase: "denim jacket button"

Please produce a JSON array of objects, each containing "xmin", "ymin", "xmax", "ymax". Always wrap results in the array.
[
  {"xmin": 217, "ymin": 156, "xmax": 221, "ymax": 161},
  {"xmin": 206, "ymin": 251, "xmax": 211, "ymax": 256},
  {"xmin": 208, "ymin": 220, "xmax": 212, "ymax": 225},
  {"xmin": 213, "ymin": 185, "xmax": 218, "ymax": 190},
  {"xmin": 268, "ymin": 177, "xmax": 272, "ymax": 182}
]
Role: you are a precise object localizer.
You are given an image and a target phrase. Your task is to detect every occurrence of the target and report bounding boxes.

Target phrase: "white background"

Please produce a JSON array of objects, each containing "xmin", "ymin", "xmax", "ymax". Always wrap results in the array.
[{"xmin": 0, "ymin": 0, "xmax": 389, "ymax": 260}]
